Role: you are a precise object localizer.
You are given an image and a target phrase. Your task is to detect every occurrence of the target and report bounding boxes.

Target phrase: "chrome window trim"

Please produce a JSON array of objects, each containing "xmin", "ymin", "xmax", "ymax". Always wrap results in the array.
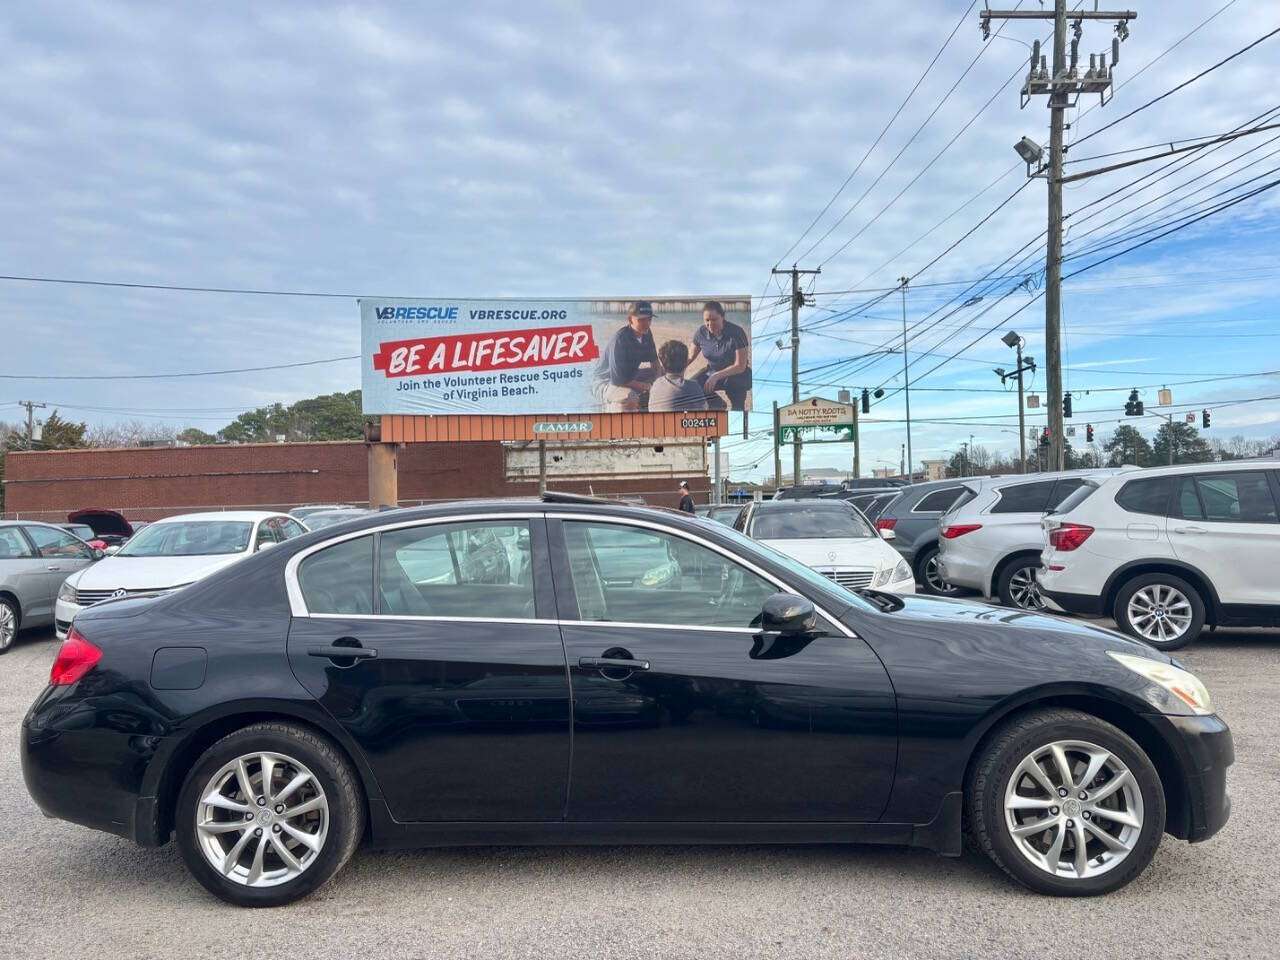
[
  {"xmin": 309, "ymin": 613, "xmax": 559, "ymax": 626},
  {"xmin": 285, "ymin": 512, "xmax": 542, "ymax": 616},
  {"xmin": 547, "ymin": 512, "xmax": 856, "ymax": 638}
]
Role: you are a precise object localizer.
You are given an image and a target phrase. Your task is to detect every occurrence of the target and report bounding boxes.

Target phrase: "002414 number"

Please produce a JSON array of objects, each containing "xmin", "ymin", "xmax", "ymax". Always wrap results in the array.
[{"xmin": 680, "ymin": 416, "xmax": 716, "ymax": 429}]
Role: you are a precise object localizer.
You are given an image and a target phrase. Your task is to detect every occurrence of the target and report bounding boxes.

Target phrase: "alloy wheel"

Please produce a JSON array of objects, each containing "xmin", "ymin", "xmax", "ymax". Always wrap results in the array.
[
  {"xmin": 1004, "ymin": 739, "xmax": 1144, "ymax": 880},
  {"xmin": 0, "ymin": 602, "xmax": 15, "ymax": 650},
  {"xmin": 1126, "ymin": 585, "xmax": 1193, "ymax": 644},
  {"xmin": 195, "ymin": 751, "xmax": 329, "ymax": 887},
  {"xmin": 923, "ymin": 554, "xmax": 958, "ymax": 594},
  {"xmin": 1008, "ymin": 566, "xmax": 1046, "ymax": 610}
]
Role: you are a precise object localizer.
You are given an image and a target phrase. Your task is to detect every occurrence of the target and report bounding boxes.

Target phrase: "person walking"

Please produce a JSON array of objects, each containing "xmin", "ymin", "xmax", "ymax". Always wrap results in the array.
[{"xmin": 677, "ymin": 481, "xmax": 695, "ymax": 514}]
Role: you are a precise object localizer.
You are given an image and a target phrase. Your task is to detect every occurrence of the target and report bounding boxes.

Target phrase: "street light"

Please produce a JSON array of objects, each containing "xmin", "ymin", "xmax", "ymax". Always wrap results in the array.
[
  {"xmin": 1014, "ymin": 136, "xmax": 1045, "ymax": 176},
  {"xmin": 995, "ymin": 330, "xmax": 1034, "ymax": 473}
]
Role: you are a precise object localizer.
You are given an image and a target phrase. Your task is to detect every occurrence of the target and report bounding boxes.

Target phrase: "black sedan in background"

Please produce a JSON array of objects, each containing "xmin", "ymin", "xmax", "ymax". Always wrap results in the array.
[{"xmin": 22, "ymin": 494, "xmax": 1231, "ymax": 907}]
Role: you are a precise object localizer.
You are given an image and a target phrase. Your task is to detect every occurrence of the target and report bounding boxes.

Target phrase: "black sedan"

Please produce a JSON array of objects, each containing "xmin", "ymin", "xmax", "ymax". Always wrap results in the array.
[{"xmin": 22, "ymin": 493, "xmax": 1231, "ymax": 907}]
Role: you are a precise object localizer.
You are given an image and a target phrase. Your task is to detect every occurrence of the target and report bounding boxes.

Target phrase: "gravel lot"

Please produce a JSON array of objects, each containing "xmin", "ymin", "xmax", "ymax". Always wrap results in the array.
[{"xmin": 2, "ymin": 623, "xmax": 1277, "ymax": 960}]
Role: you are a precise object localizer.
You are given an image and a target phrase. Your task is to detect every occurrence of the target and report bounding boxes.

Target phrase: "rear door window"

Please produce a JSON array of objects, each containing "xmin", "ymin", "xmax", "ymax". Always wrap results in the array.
[
  {"xmin": 298, "ymin": 535, "xmax": 374, "ymax": 614},
  {"xmin": 913, "ymin": 488, "xmax": 965, "ymax": 513},
  {"xmin": 1191, "ymin": 472, "xmax": 1278, "ymax": 523},
  {"xmin": 1115, "ymin": 477, "xmax": 1174, "ymax": 517},
  {"xmin": 991, "ymin": 481, "xmax": 1056, "ymax": 514}
]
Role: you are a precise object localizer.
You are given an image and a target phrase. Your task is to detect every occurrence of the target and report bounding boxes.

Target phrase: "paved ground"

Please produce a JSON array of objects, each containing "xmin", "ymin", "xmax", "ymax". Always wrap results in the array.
[{"xmin": 2, "ymin": 623, "xmax": 1277, "ymax": 960}]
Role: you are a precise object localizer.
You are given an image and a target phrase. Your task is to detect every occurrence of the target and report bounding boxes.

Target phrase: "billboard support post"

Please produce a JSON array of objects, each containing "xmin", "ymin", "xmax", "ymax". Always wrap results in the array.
[
  {"xmin": 772, "ymin": 401, "xmax": 781, "ymax": 492},
  {"xmin": 712, "ymin": 437, "xmax": 722, "ymax": 506},
  {"xmin": 538, "ymin": 440, "xmax": 547, "ymax": 495}
]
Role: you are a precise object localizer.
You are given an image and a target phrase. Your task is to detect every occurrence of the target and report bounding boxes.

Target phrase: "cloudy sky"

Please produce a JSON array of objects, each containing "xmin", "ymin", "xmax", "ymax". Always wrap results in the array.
[{"xmin": 2, "ymin": 0, "xmax": 1277, "ymax": 478}]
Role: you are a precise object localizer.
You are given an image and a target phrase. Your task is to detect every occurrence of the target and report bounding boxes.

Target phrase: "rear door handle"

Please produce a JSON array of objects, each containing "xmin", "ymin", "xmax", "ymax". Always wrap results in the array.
[
  {"xmin": 1172, "ymin": 526, "xmax": 1207, "ymax": 535},
  {"xmin": 308, "ymin": 645, "xmax": 378, "ymax": 660},
  {"xmin": 579, "ymin": 656, "xmax": 650, "ymax": 671},
  {"xmin": 46, "ymin": 565, "xmax": 62, "ymax": 571}
]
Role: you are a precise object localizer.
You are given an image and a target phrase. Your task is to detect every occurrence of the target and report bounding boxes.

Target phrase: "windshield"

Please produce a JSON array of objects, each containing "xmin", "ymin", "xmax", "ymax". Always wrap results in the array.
[
  {"xmin": 117, "ymin": 520, "xmax": 253, "ymax": 556},
  {"xmin": 750, "ymin": 504, "xmax": 875, "ymax": 540},
  {"xmin": 65, "ymin": 524, "xmax": 96, "ymax": 540},
  {"xmin": 708, "ymin": 522, "xmax": 876, "ymax": 613}
]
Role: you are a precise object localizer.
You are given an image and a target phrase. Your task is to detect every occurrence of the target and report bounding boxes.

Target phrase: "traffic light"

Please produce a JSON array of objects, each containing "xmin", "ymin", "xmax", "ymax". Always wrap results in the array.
[
  {"xmin": 860, "ymin": 388, "xmax": 870, "ymax": 414},
  {"xmin": 1039, "ymin": 427, "xmax": 1050, "ymax": 448},
  {"xmin": 1086, "ymin": 423, "xmax": 1094, "ymax": 443},
  {"xmin": 1124, "ymin": 389, "xmax": 1144, "ymax": 416},
  {"xmin": 1202, "ymin": 409, "xmax": 1211, "ymax": 429},
  {"xmin": 1063, "ymin": 393, "xmax": 1073, "ymax": 418}
]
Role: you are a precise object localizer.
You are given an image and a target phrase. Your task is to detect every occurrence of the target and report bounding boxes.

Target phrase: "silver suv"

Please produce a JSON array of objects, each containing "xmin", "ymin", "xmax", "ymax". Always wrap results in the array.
[
  {"xmin": 870, "ymin": 478, "xmax": 981, "ymax": 594},
  {"xmin": 936, "ymin": 469, "xmax": 1125, "ymax": 609},
  {"xmin": 0, "ymin": 521, "xmax": 100, "ymax": 653}
]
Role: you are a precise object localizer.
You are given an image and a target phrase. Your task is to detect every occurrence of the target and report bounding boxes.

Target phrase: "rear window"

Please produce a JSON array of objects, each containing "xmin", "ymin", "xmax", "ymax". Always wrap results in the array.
[
  {"xmin": 750, "ymin": 505, "xmax": 876, "ymax": 540},
  {"xmin": 913, "ymin": 488, "xmax": 965, "ymax": 513},
  {"xmin": 1050, "ymin": 481, "xmax": 1098, "ymax": 515},
  {"xmin": 1115, "ymin": 476, "xmax": 1174, "ymax": 517},
  {"xmin": 991, "ymin": 480, "xmax": 1056, "ymax": 514}
]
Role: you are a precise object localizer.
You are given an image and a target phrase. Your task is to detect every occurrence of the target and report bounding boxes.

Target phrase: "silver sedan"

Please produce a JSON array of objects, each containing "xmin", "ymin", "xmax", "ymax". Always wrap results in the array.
[{"xmin": 0, "ymin": 521, "xmax": 100, "ymax": 653}]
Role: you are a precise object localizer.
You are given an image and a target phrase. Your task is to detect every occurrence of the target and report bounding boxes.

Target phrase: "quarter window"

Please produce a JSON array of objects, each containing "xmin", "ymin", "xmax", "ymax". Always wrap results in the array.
[
  {"xmin": 1190, "ymin": 472, "xmax": 1278, "ymax": 523},
  {"xmin": 378, "ymin": 522, "xmax": 534, "ymax": 619},
  {"xmin": 991, "ymin": 481, "xmax": 1056, "ymax": 514},
  {"xmin": 24, "ymin": 525, "xmax": 92, "ymax": 559},
  {"xmin": 1115, "ymin": 477, "xmax": 1174, "ymax": 517},
  {"xmin": 913, "ymin": 488, "xmax": 964, "ymax": 513},
  {"xmin": 298, "ymin": 535, "xmax": 374, "ymax": 614},
  {"xmin": 562, "ymin": 522, "xmax": 777, "ymax": 629}
]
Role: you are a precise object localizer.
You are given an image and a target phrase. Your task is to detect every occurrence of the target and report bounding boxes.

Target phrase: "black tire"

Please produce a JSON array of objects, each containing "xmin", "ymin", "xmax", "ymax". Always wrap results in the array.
[
  {"xmin": 967, "ymin": 708, "xmax": 1165, "ymax": 897},
  {"xmin": 1113, "ymin": 572, "xmax": 1205, "ymax": 651},
  {"xmin": 0, "ymin": 595, "xmax": 19, "ymax": 654},
  {"xmin": 916, "ymin": 546, "xmax": 958, "ymax": 596},
  {"xmin": 176, "ymin": 721, "xmax": 365, "ymax": 907},
  {"xmin": 996, "ymin": 556, "xmax": 1047, "ymax": 611}
]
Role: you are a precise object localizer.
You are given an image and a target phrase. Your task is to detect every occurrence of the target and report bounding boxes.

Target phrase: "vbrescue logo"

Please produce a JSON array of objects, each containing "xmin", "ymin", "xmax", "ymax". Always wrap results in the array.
[{"xmin": 375, "ymin": 306, "xmax": 459, "ymax": 321}]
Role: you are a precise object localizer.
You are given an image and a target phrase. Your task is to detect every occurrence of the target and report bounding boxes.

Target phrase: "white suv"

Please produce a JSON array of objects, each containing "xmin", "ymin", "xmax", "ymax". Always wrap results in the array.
[
  {"xmin": 936, "ymin": 469, "xmax": 1121, "ymax": 609},
  {"xmin": 1040, "ymin": 461, "xmax": 1280, "ymax": 649}
]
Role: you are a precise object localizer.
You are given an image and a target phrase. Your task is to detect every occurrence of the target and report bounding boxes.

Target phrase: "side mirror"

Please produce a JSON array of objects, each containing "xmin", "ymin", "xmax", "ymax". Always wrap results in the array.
[
  {"xmin": 256, "ymin": 540, "xmax": 277, "ymax": 552},
  {"xmin": 759, "ymin": 592, "xmax": 817, "ymax": 636},
  {"xmin": 91, "ymin": 548, "xmax": 105, "ymax": 561},
  {"xmin": 879, "ymin": 527, "xmax": 897, "ymax": 541}
]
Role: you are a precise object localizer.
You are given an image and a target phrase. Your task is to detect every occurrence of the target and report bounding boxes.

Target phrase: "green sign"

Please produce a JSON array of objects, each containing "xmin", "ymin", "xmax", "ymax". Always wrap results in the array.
[{"xmin": 778, "ymin": 423, "xmax": 854, "ymax": 444}]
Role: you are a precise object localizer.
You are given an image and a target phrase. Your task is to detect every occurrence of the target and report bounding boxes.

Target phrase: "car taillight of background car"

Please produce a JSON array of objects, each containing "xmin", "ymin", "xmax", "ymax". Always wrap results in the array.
[
  {"xmin": 940, "ymin": 523, "xmax": 981, "ymax": 539},
  {"xmin": 1048, "ymin": 522, "xmax": 1094, "ymax": 551},
  {"xmin": 874, "ymin": 517, "xmax": 896, "ymax": 531}
]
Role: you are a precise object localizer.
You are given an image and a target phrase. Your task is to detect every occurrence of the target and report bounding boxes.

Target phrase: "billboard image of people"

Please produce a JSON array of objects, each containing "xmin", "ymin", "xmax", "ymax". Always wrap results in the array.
[{"xmin": 361, "ymin": 296, "xmax": 752, "ymax": 415}]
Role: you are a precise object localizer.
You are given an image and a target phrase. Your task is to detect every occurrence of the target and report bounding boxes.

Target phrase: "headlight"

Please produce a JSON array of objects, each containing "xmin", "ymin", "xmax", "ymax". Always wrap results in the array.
[
  {"xmin": 891, "ymin": 559, "xmax": 912, "ymax": 582},
  {"xmin": 57, "ymin": 580, "xmax": 78, "ymax": 604},
  {"xmin": 872, "ymin": 561, "xmax": 912, "ymax": 588},
  {"xmin": 1108, "ymin": 651, "xmax": 1214, "ymax": 716}
]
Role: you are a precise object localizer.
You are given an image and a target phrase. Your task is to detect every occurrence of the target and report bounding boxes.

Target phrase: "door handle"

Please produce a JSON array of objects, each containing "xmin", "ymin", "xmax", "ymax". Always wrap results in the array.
[
  {"xmin": 307, "ymin": 645, "xmax": 378, "ymax": 660},
  {"xmin": 1172, "ymin": 526, "xmax": 1207, "ymax": 535},
  {"xmin": 579, "ymin": 656, "xmax": 650, "ymax": 671},
  {"xmin": 46, "ymin": 565, "xmax": 62, "ymax": 571}
]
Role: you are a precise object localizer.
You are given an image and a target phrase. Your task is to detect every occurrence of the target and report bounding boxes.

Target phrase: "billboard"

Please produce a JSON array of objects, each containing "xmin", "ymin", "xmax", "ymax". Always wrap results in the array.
[{"xmin": 361, "ymin": 296, "xmax": 752, "ymax": 415}]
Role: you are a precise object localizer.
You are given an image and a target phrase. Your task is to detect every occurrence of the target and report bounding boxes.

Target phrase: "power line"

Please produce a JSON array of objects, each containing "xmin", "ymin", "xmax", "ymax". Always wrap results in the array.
[{"xmin": 0, "ymin": 355, "xmax": 359, "ymax": 381}]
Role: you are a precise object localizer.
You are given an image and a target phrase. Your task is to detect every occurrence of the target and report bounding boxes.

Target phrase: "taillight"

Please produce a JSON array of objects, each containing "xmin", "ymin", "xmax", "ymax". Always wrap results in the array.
[
  {"xmin": 875, "ymin": 518, "xmax": 897, "ymax": 531},
  {"xmin": 941, "ymin": 523, "xmax": 982, "ymax": 539},
  {"xmin": 50, "ymin": 628, "xmax": 101, "ymax": 686},
  {"xmin": 1049, "ymin": 522, "xmax": 1094, "ymax": 551}
]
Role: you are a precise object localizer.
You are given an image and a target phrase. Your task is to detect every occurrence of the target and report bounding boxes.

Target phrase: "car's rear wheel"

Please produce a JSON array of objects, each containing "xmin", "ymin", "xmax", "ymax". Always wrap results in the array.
[
  {"xmin": 1113, "ymin": 573, "xmax": 1205, "ymax": 650},
  {"xmin": 916, "ymin": 547, "xmax": 958, "ymax": 596},
  {"xmin": 968, "ymin": 708, "xmax": 1165, "ymax": 896},
  {"xmin": 997, "ymin": 558, "xmax": 1046, "ymax": 611},
  {"xmin": 0, "ymin": 596, "xmax": 19, "ymax": 654},
  {"xmin": 176, "ymin": 722, "xmax": 364, "ymax": 907}
]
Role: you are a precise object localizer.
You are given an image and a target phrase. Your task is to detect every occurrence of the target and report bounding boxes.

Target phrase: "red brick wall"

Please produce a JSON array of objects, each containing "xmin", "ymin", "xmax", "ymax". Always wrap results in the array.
[{"xmin": 4, "ymin": 442, "xmax": 709, "ymax": 522}]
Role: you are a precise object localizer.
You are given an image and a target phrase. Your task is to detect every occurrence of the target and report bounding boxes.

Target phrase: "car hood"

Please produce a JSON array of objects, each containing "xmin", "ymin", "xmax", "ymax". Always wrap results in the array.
[
  {"xmin": 67, "ymin": 553, "xmax": 248, "ymax": 590},
  {"xmin": 760, "ymin": 537, "xmax": 899, "ymax": 568}
]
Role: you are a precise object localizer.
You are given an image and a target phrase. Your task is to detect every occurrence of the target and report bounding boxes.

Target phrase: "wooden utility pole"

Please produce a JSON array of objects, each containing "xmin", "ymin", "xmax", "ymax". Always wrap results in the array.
[
  {"xmin": 980, "ymin": 2, "xmax": 1137, "ymax": 471},
  {"xmin": 773, "ymin": 264, "xmax": 820, "ymax": 487},
  {"xmin": 19, "ymin": 401, "xmax": 46, "ymax": 450}
]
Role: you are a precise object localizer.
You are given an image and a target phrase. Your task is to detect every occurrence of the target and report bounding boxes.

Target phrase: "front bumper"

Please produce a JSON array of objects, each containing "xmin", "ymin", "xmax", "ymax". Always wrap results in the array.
[
  {"xmin": 53, "ymin": 597, "xmax": 83, "ymax": 639},
  {"xmin": 1150, "ymin": 712, "xmax": 1234, "ymax": 843}
]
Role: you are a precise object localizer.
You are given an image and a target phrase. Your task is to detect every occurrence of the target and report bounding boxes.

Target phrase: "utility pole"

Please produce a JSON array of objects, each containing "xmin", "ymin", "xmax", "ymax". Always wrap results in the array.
[
  {"xmin": 900, "ymin": 443, "xmax": 905, "ymax": 479},
  {"xmin": 899, "ymin": 277, "xmax": 913, "ymax": 481},
  {"xmin": 852, "ymin": 403, "xmax": 860, "ymax": 480},
  {"xmin": 773, "ymin": 264, "xmax": 820, "ymax": 487},
  {"xmin": 981, "ymin": 2, "xmax": 1137, "ymax": 471},
  {"xmin": 772, "ymin": 400, "xmax": 782, "ymax": 492},
  {"xmin": 19, "ymin": 401, "xmax": 47, "ymax": 450}
]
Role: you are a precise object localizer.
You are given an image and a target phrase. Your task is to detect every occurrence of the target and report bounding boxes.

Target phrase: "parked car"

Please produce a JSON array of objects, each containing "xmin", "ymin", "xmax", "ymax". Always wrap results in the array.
[
  {"xmin": 59, "ymin": 523, "xmax": 107, "ymax": 551},
  {"xmin": 734, "ymin": 499, "xmax": 915, "ymax": 594},
  {"xmin": 834, "ymin": 487, "xmax": 902, "ymax": 522},
  {"xmin": 0, "ymin": 521, "xmax": 101, "ymax": 653},
  {"xmin": 291, "ymin": 504, "xmax": 359, "ymax": 522},
  {"xmin": 300, "ymin": 508, "xmax": 375, "ymax": 530},
  {"xmin": 22, "ymin": 493, "xmax": 1231, "ymax": 905},
  {"xmin": 1040, "ymin": 461, "xmax": 1280, "ymax": 649},
  {"xmin": 936, "ymin": 470, "xmax": 1123, "ymax": 610},
  {"xmin": 53, "ymin": 511, "xmax": 308, "ymax": 639},
  {"xmin": 67, "ymin": 507, "xmax": 135, "ymax": 548},
  {"xmin": 869, "ymin": 478, "xmax": 980, "ymax": 595},
  {"xmin": 694, "ymin": 504, "xmax": 745, "ymax": 525}
]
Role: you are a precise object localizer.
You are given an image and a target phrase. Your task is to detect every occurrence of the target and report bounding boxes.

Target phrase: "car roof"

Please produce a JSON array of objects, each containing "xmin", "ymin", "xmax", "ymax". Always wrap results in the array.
[
  {"xmin": 962, "ymin": 468, "xmax": 1125, "ymax": 491},
  {"xmin": 1098, "ymin": 459, "xmax": 1280, "ymax": 481},
  {"xmin": 150, "ymin": 511, "xmax": 297, "ymax": 524}
]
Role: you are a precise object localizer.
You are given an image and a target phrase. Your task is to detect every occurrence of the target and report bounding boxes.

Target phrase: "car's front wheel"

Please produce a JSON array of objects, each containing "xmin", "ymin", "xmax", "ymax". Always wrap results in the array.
[
  {"xmin": 1114, "ymin": 573, "xmax": 1205, "ymax": 650},
  {"xmin": 968, "ymin": 708, "xmax": 1165, "ymax": 896},
  {"xmin": 176, "ymin": 722, "xmax": 365, "ymax": 907}
]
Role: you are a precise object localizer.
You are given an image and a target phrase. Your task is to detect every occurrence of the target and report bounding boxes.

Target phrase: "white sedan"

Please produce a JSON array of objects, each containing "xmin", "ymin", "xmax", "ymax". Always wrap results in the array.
[
  {"xmin": 734, "ymin": 499, "xmax": 916, "ymax": 594},
  {"xmin": 55, "ymin": 511, "xmax": 308, "ymax": 638}
]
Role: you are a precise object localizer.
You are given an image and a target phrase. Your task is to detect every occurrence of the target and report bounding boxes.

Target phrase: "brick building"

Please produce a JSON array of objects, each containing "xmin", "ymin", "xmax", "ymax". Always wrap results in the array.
[{"xmin": 3, "ymin": 439, "xmax": 710, "ymax": 522}]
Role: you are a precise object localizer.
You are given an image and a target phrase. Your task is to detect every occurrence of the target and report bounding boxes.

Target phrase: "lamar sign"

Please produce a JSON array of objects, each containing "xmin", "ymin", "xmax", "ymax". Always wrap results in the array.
[{"xmin": 777, "ymin": 397, "xmax": 855, "ymax": 444}]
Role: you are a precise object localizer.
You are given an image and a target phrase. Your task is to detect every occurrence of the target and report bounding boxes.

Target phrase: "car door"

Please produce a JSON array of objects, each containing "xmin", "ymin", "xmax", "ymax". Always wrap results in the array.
[
  {"xmin": 1168, "ymin": 470, "xmax": 1280, "ymax": 605},
  {"xmin": 0, "ymin": 527, "xmax": 51, "ymax": 622},
  {"xmin": 286, "ymin": 516, "xmax": 570, "ymax": 822},
  {"xmin": 20, "ymin": 525, "xmax": 95, "ymax": 620},
  {"xmin": 549, "ymin": 516, "xmax": 897, "ymax": 823}
]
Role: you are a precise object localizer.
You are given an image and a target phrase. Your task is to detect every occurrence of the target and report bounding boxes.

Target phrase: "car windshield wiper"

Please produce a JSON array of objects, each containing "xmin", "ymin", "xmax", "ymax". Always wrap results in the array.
[{"xmin": 856, "ymin": 588, "xmax": 905, "ymax": 612}]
